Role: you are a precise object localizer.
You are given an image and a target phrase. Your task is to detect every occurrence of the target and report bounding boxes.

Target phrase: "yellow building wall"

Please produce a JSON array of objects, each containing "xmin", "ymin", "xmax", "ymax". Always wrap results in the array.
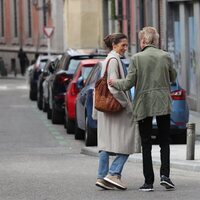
[{"xmin": 64, "ymin": 0, "xmax": 103, "ymax": 49}]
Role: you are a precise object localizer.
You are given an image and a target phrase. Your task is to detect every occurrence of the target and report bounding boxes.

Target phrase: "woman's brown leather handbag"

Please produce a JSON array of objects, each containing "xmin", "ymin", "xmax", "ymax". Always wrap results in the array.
[{"xmin": 94, "ymin": 58, "xmax": 123, "ymax": 113}]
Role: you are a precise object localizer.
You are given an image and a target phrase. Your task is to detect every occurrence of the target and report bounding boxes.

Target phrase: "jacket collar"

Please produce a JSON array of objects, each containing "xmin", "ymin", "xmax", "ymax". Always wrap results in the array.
[
  {"xmin": 141, "ymin": 44, "xmax": 157, "ymax": 51},
  {"xmin": 109, "ymin": 50, "xmax": 121, "ymax": 58}
]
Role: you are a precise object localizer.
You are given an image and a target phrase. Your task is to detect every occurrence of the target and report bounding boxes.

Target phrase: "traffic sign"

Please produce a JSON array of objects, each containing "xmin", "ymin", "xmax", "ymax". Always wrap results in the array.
[{"xmin": 43, "ymin": 26, "xmax": 54, "ymax": 38}]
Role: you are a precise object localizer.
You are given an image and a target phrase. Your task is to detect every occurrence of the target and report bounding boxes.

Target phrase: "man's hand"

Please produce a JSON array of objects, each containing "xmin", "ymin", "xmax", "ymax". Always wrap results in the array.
[{"xmin": 108, "ymin": 79, "xmax": 115, "ymax": 86}]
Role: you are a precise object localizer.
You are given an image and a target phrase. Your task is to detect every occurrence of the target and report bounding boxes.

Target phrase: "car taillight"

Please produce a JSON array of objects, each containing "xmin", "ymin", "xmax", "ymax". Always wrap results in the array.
[
  {"xmin": 55, "ymin": 94, "xmax": 65, "ymax": 100},
  {"xmin": 70, "ymin": 83, "xmax": 79, "ymax": 96},
  {"xmin": 171, "ymin": 89, "xmax": 186, "ymax": 100},
  {"xmin": 58, "ymin": 75, "xmax": 68, "ymax": 84}
]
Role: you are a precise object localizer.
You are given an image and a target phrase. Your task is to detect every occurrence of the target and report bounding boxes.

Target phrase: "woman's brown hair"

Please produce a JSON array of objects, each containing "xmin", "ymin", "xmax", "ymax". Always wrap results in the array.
[{"xmin": 104, "ymin": 33, "xmax": 127, "ymax": 51}]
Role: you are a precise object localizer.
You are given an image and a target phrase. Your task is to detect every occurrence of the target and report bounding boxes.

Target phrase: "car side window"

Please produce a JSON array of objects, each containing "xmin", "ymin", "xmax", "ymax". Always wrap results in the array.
[
  {"xmin": 87, "ymin": 66, "xmax": 101, "ymax": 85},
  {"xmin": 68, "ymin": 59, "xmax": 80, "ymax": 74}
]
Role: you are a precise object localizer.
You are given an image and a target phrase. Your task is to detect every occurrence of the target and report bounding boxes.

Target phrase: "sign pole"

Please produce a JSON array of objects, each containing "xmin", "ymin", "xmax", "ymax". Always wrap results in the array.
[
  {"xmin": 47, "ymin": 38, "xmax": 51, "ymax": 56},
  {"xmin": 43, "ymin": 26, "xmax": 54, "ymax": 56}
]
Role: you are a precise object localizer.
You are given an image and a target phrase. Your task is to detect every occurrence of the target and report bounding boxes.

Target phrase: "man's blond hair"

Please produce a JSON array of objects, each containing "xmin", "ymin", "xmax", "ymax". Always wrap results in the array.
[{"xmin": 139, "ymin": 26, "xmax": 159, "ymax": 46}]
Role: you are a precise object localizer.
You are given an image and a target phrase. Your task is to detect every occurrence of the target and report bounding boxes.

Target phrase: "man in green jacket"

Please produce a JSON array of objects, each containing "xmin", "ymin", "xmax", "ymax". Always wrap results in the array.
[{"xmin": 109, "ymin": 26, "xmax": 177, "ymax": 192}]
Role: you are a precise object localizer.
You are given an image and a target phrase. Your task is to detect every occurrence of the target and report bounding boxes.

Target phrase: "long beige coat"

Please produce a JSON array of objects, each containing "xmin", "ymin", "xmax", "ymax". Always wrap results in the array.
[{"xmin": 96, "ymin": 51, "xmax": 135, "ymax": 155}]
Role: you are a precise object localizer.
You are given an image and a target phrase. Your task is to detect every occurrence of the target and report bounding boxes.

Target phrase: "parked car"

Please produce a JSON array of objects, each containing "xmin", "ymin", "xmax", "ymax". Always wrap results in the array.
[
  {"xmin": 26, "ymin": 64, "xmax": 34, "ymax": 85},
  {"xmin": 43, "ymin": 55, "xmax": 62, "ymax": 118},
  {"xmin": 29, "ymin": 55, "xmax": 50, "ymax": 100},
  {"xmin": 152, "ymin": 80, "xmax": 189, "ymax": 144},
  {"xmin": 75, "ymin": 61, "xmax": 103, "ymax": 146},
  {"xmin": 37, "ymin": 55, "xmax": 59, "ymax": 110},
  {"xmin": 48, "ymin": 48, "xmax": 107, "ymax": 125},
  {"xmin": 64, "ymin": 59, "xmax": 101, "ymax": 134},
  {"xmin": 74, "ymin": 58, "xmax": 131, "ymax": 146}
]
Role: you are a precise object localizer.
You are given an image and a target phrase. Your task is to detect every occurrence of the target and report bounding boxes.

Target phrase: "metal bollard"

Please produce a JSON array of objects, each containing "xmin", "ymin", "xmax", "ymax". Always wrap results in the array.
[
  {"xmin": 134, "ymin": 122, "xmax": 141, "ymax": 153},
  {"xmin": 186, "ymin": 123, "xmax": 195, "ymax": 160}
]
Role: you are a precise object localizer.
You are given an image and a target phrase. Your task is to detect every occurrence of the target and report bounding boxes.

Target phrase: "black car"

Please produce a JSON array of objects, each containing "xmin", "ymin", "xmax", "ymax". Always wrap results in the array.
[
  {"xmin": 48, "ymin": 48, "xmax": 107, "ymax": 125},
  {"xmin": 37, "ymin": 55, "xmax": 59, "ymax": 110},
  {"xmin": 43, "ymin": 56, "xmax": 62, "ymax": 119},
  {"xmin": 29, "ymin": 55, "xmax": 51, "ymax": 101}
]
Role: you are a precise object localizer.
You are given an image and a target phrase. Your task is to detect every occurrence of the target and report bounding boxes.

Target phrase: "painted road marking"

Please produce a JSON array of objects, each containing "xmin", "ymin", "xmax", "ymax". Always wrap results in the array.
[
  {"xmin": 0, "ymin": 84, "xmax": 28, "ymax": 90},
  {"xmin": 0, "ymin": 86, "xmax": 7, "ymax": 90},
  {"xmin": 34, "ymin": 107, "xmax": 69, "ymax": 146}
]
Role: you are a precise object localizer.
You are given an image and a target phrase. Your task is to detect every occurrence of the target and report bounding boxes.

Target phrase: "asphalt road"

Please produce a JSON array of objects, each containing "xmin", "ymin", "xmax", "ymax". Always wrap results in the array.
[{"xmin": 0, "ymin": 76, "xmax": 200, "ymax": 200}]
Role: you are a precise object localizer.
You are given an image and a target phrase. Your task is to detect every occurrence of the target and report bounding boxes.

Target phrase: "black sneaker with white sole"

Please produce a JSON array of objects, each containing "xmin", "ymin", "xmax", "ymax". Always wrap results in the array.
[
  {"xmin": 139, "ymin": 183, "xmax": 154, "ymax": 192},
  {"xmin": 160, "ymin": 175, "xmax": 175, "ymax": 190}
]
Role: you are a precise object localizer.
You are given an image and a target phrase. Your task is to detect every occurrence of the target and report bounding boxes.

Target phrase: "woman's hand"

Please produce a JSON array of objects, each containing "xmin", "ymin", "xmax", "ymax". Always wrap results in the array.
[{"xmin": 108, "ymin": 79, "xmax": 115, "ymax": 86}]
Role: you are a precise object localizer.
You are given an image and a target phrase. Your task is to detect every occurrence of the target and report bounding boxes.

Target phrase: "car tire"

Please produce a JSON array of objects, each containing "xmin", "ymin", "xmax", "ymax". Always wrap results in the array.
[
  {"xmin": 65, "ymin": 112, "xmax": 74, "ymax": 134},
  {"xmin": 47, "ymin": 105, "xmax": 52, "ymax": 119},
  {"xmin": 85, "ymin": 116, "xmax": 97, "ymax": 146},
  {"xmin": 29, "ymin": 88, "xmax": 36, "ymax": 101},
  {"xmin": 171, "ymin": 129, "xmax": 187, "ymax": 144},
  {"xmin": 42, "ymin": 98, "xmax": 47, "ymax": 112},
  {"xmin": 37, "ymin": 96, "xmax": 43, "ymax": 110},
  {"xmin": 29, "ymin": 83, "xmax": 37, "ymax": 101},
  {"xmin": 52, "ymin": 102, "xmax": 64, "ymax": 124},
  {"xmin": 74, "ymin": 117, "xmax": 84, "ymax": 140}
]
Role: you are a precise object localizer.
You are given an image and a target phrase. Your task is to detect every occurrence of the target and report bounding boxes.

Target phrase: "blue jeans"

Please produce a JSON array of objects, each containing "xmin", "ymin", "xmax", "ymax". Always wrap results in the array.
[{"xmin": 97, "ymin": 151, "xmax": 129, "ymax": 179}]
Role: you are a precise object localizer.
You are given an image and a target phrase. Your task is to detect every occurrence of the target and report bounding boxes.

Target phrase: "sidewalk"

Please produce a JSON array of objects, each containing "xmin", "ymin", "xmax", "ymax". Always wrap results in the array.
[
  {"xmin": 81, "ymin": 110, "xmax": 200, "ymax": 172},
  {"xmin": 189, "ymin": 110, "xmax": 200, "ymax": 139}
]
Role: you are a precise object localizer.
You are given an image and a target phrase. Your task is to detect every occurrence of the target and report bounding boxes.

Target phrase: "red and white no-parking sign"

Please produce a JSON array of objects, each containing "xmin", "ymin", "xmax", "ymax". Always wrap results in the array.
[{"xmin": 43, "ymin": 26, "xmax": 54, "ymax": 38}]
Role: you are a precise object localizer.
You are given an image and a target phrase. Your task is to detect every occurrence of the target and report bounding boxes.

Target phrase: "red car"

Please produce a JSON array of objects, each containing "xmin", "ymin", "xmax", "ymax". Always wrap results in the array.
[{"xmin": 64, "ymin": 59, "xmax": 101, "ymax": 133}]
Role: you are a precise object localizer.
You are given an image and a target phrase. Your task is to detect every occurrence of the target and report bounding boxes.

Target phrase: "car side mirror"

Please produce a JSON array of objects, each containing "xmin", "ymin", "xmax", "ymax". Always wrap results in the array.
[
  {"xmin": 49, "ymin": 63, "xmax": 55, "ymax": 73},
  {"xmin": 76, "ymin": 76, "xmax": 84, "ymax": 90},
  {"xmin": 43, "ymin": 71, "xmax": 48, "ymax": 76}
]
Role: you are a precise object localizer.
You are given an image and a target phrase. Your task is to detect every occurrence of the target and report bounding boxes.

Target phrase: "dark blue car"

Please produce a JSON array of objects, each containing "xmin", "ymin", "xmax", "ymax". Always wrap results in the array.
[
  {"xmin": 74, "ymin": 59, "xmax": 130, "ymax": 146},
  {"xmin": 74, "ymin": 62, "xmax": 102, "ymax": 146},
  {"xmin": 152, "ymin": 80, "xmax": 189, "ymax": 143}
]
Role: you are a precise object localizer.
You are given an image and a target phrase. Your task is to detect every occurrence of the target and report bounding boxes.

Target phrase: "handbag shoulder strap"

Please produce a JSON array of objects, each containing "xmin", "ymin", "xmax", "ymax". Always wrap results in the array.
[{"xmin": 104, "ymin": 57, "xmax": 121, "ymax": 79}]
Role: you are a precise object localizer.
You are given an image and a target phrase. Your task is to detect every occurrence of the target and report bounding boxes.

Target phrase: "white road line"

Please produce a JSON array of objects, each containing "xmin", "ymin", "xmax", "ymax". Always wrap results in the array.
[
  {"xmin": 0, "ymin": 85, "xmax": 28, "ymax": 90},
  {"xmin": 16, "ymin": 85, "xmax": 28, "ymax": 89},
  {"xmin": 0, "ymin": 86, "xmax": 7, "ymax": 90}
]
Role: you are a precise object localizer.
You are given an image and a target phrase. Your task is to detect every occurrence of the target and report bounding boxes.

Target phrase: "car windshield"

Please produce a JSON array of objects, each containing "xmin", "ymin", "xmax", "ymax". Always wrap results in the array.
[
  {"xmin": 81, "ymin": 67, "xmax": 93, "ymax": 80},
  {"xmin": 40, "ymin": 61, "xmax": 47, "ymax": 70},
  {"xmin": 67, "ymin": 59, "xmax": 81, "ymax": 74}
]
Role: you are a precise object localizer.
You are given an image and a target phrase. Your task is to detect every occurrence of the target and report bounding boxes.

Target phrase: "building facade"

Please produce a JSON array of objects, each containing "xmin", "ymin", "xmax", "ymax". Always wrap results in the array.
[
  {"xmin": 166, "ymin": 0, "xmax": 200, "ymax": 111},
  {"xmin": 0, "ymin": 0, "xmax": 106, "ymax": 74},
  {"xmin": 119, "ymin": 0, "xmax": 200, "ymax": 112},
  {"xmin": 1, "ymin": 0, "xmax": 200, "ymax": 112},
  {"xmin": 0, "ymin": 0, "xmax": 65, "ymax": 71}
]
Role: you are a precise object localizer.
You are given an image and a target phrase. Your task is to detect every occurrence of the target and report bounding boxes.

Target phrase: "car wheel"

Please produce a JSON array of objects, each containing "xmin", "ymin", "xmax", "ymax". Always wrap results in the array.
[
  {"xmin": 47, "ymin": 105, "xmax": 52, "ymax": 119},
  {"xmin": 37, "ymin": 96, "xmax": 43, "ymax": 110},
  {"xmin": 29, "ymin": 83, "xmax": 37, "ymax": 101},
  {"xmin": 42, "ymin": 98, "xmax": 47, "ymax": 112},
  {"xmin": 65, "ymin": 111, "xmax": 74, "ymax": 134},
  {"xmin": 85, "ymin": 116, "xmax": 97, "ymax": 146},
  {"xmin": 74, "ymin": 117, "xmax": 84, "ymax": 140},
  {"xmin": 51, "ymin": 102, "xmax": 64, "ymax": 124},
  {"xmin": 29, "ymin": 88, "xmax": 36, "ymax": 101},
  {"xmin": 171, "ymin": 129, "xmax": 187, "ymax": 144}
]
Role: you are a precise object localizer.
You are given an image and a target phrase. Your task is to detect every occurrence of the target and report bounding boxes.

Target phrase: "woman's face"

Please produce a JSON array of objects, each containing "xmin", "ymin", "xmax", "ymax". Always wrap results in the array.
[{"xmin": 113, "ymin": 38, "xmax": 128, "ymax": 56}]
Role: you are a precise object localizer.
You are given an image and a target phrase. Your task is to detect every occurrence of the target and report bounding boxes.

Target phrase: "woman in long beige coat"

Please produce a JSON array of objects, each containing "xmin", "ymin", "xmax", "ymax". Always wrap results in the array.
[{"xmin": 95, "ymin": 33, "xmax": 135, "ymax": 190}]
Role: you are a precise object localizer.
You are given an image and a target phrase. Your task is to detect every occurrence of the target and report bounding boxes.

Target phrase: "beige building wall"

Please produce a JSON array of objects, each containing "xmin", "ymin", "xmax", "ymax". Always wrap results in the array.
[{"xmin": 64, "ymin": 0, "xmax": 104, "ymax": 49}]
